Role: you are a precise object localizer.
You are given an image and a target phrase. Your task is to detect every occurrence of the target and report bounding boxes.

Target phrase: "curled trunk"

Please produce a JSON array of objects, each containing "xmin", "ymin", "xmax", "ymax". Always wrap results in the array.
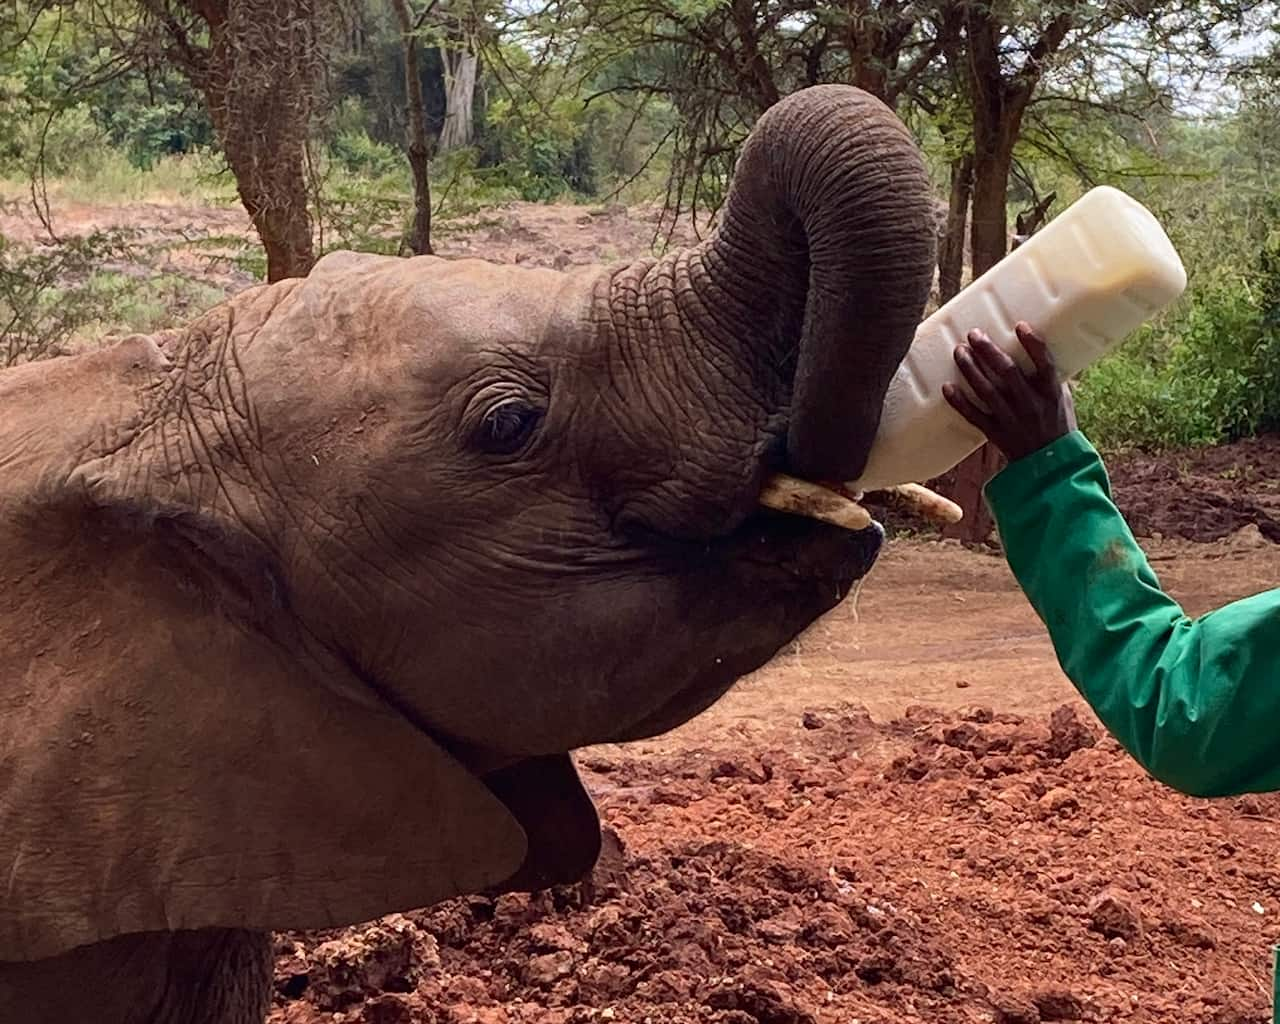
[
  {"xmin": 598, "ymin": 86, "xmax": 936, "ymax": 538},
  {"xmin": 700, "ymin": 85, "xmax": 937, "ymax": 481}
]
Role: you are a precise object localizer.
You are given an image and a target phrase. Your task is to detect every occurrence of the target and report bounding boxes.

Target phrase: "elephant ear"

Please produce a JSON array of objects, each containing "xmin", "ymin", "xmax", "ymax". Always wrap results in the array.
[{"xmin": 0, "ymin": 342, "xmax": 550, "ymax": 961}]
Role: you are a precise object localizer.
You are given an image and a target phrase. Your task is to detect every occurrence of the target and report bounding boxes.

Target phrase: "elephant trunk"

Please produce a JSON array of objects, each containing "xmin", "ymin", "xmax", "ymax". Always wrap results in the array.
[
  {"xmin": 695, "ymin": 85, "xmax": 936, "ymax": 481},
  {"xmin": 593, "ymin": 86, "xmax": 935, "ymax": 540}
]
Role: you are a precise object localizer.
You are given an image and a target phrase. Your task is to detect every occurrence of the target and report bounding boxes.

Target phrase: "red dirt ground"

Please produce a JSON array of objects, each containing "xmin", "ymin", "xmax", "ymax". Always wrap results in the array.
[
  {"xmin": 1107, "ymin": 438, "xmax": 1280, "ymax": 544},
  {"xmin": 268, "ymin": 531, "xmax": 1279, "ymax": 1024}
]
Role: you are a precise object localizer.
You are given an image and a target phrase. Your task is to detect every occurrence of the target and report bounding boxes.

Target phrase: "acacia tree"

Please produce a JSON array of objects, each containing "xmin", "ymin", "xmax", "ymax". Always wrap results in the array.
[
  {"xmin": 510, "ymin": 0, "xmax": 944, "ymax": 230},
  {"xmin": 933, "ymin": 0, "xmax": 1272, "ymax": 541},
  {"xmin": 963, "ymin": 2, "xmax": 1074, "ymax": 280},
  {"xmin": 4, "ymin": 0, "xmax": 338, "ymax": 282},
  {"xmin": 389, "ymin": 0, "xmax": 435, "ymax": 254},
  {"xmin": 931, "ymin": 0, "xmax": 1081, "ymax": 541},
  {"xmin": 141, "ymin": 0, "xmax": 339, "ymax": 281}
]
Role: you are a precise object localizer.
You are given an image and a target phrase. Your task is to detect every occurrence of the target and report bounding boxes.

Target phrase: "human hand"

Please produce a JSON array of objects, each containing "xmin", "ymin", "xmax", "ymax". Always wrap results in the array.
[{"xmin": 942, "ymin": 322, "xmax": 1078, "ymax": 463}]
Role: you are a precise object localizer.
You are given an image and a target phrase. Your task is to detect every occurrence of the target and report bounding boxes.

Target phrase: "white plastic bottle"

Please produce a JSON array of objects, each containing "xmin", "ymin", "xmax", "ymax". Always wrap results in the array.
[{"xmin": 848, "ymin": 186, "xmax": 1188, "ymax": 492}]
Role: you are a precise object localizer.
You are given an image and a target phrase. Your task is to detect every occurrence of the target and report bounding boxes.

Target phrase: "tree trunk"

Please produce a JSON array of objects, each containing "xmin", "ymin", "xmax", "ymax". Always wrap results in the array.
[
  {"xmin": 937, "ymin": 444, "xmax": 1005, "ymax": 543},
  {"xmin": 728, "ymin": 0, "xmax": 781, "ymax": 111},
  {"xmin": 191, "ymin": 0, "xmax": 323, "ymax": 282},
  {"xmin": 938, "ymin": 151, "xmax": 972, "ymax": 303},
  {"xmin": 969, "ymin": 144, "xmax": 1015, "ymax": 277},
  {"xmin": 939, "ymin": 3, "xmax": 1055, "ymax": 542},
  {"xmin": 937, "ymin": 139, "xmax": 1012, "ymax": 541},
  {"xmin": 440, "ymin": 50, "xmax": 477, "ymax": 152},
  {"xmin": 227, "ymin": 145, "xmax": 315, "ymax": 282},
  {"xmin": 390, "ymin": 0, "xmax": 433, "ymax": 256}
]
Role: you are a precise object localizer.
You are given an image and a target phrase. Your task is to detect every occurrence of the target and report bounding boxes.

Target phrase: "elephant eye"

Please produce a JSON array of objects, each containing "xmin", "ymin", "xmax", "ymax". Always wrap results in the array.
[{"xmin": 475, "ymin": 398, "xmax": 542, "ymax": 455}]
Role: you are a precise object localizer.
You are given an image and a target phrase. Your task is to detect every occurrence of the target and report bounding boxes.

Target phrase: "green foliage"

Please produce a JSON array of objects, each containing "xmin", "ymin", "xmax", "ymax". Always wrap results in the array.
[
  {"xmin": 482, "ymin": 80, "xmax": 595, "ymax": 200},
  {"xmin": 0, "ymin": 4, "xmax": 216, "ymax": 180},
  {"xmin": 330, "ymin": 129, "xmax": 407, "ymax": 180},
  {"xmin": 318, "ymin": 175, "xmax": 412, "ymax": 255},
  {"xmin": 328, "ymin": 98, "xmax": 408, "ymax": 178},
  {"xmin": 0, "ymin": 227, "xmax": 229, "ymax": 367},
  {"xmin": 0, "ymin": 7, "xmax": 112, "ymax": 175},
  {"xmin": 0, "ymin": 230, "xmax": 132, "ymax": 365},
  {"xmin": 1008, "ymin": 66, "xmax": 1280, "ymax": 453},
  {"xmin": 430, "ymin": 146, "xmax": 521, "ymax": 216},
  {"xmin": 313, "ymin": 146, "xmax": 526, "ymax": 255},
  {"xmin": 0, "ymin": 72, "xmax": 106, "ymax": 178},
  {"xmin": 1077, "ymin": 225, "xmax": 1280, "ymax": 451},
  {"xmin": 76, "ymin": 269, "xmax": 226, "ymax": 336},
  {"xmin": 91, "ymin": 69, "xmax": 214, "ymax": 170}
]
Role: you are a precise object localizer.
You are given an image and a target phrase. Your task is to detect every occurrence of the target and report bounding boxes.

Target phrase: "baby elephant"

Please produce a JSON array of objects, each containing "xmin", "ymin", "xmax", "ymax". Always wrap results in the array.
[{"xmin": 0, "ymin": 85, "xmax": 936, "ymax": 1022}]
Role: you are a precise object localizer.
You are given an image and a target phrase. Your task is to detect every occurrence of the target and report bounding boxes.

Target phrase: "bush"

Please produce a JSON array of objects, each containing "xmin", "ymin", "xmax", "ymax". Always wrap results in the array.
[
  {"xmin": 317, "ymin": 175, "xmax": 412, "ymax": 255},
  {"xmin": 431, "ymin": 147, "xmax": 521, "ymax": 218},
  {"xmin": 1076, "ymin": 227, "xmax": 1280, "ymax": 451},
  {"xmin": 0, "ymin": 230, "xmax": 134, "ymax": 366},
  {"xmin": 0, "ymin": 103, "xmax": 104, "ymax": 178},
  {"xmin": 0, "ymin": 227, "xmax": 232, "ymax": 366},
  {"xmin": 330, "ymin": 131, "xmax": 405, "ymax": 179},
  {"xmin": 91, "ymin": 68, "xmax": 214, "ymax": 171},
  {"xmin": 482, "ymin": 91, "xmax": 589, "ymax": 201}
]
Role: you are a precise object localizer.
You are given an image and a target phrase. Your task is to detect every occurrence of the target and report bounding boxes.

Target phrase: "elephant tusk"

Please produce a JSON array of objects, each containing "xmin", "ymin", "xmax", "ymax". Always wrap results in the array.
[
  {"xmin": 758, "ymin": 475, "xmax": 874, "ymax": 532},
  {"xmin": 877, "ymin": 483, "xmax": 964, "ymax": 525},
  {"xmin": 760, "ymin": 477, "xmax": 963, "ymax": 531}
]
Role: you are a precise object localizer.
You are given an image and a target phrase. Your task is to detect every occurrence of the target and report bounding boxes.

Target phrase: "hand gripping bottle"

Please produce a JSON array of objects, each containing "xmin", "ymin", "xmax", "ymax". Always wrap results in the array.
[{"xmin": 849, "ymin": 186, "xmax": 1188, "ymax": 492}]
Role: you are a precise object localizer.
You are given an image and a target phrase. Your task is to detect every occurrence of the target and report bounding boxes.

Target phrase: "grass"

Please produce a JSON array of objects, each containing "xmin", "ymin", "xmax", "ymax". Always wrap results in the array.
[
  {"xmin": 0, "ymin": 149, "xmax": 237, "ymax": 206},
  {"xmin": 84, "ymin": 270, "xmax": 225, "ymax": 330},
  {"xmin": 44, "ymin": 270, "xmax": 227, "ymax": 354}
]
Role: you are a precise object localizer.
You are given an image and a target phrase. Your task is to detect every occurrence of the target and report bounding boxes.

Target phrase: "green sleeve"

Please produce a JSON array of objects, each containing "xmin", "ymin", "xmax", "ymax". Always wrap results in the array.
[{"xmin": 985, "ymin": 430, "xmax": 1280, "ymax": 797}]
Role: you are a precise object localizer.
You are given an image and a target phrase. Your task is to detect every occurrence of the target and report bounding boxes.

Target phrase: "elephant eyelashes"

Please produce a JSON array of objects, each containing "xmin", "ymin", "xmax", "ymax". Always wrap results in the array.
[{"xmin": 474, "ymin": 398, "xmax": 542, "ymax": 455}]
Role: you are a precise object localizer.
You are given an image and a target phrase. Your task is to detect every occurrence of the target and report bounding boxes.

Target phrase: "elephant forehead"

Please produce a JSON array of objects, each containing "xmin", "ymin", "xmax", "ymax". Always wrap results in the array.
[{"xmin": 305, "ymin": 254, "xmax": 595, "ymax": 360}]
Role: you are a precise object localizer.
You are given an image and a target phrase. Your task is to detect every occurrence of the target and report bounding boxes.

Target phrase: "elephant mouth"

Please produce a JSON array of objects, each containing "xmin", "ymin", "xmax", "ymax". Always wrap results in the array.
[
  {"xmin": 732, "ymin": 507, "xmax": 887, "ymax": 587},
  {"xmin": 614, "ymin": 513, "xmax": 886, "ymax": 745}
]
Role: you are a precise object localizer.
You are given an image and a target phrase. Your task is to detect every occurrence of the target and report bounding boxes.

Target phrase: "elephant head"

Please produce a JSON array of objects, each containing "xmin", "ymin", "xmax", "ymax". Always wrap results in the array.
[{"xmin": 0, "ymin": 85, "xmax": 935, "ymax": 961}]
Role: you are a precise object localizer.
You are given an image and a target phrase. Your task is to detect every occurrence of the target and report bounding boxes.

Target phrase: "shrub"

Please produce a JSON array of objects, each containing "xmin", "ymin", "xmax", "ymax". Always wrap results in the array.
[
  {"xmin": 329, "ymin": 129, "xmax": 406, "ymax": 179},
  {"xmin": 1076, "ymin": 226, "xmax": 1280, "ymax": 451},
  {"xmin": 91, "ymin": 69, "xmax": 214, "ymax": 171},
  {"xmin": 0, "ymin": 231, "xmax": 134, "ymax": 366}
]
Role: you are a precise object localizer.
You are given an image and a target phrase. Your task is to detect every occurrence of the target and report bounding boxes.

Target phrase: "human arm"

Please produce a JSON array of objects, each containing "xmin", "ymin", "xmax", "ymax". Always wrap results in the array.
[{"xmin": 946, "ymin": 325, "xmax": 1280, "ymax": 797}]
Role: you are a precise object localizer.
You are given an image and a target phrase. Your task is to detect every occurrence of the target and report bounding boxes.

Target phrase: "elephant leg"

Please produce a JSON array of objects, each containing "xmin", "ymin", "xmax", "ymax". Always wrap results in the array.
[{"xmin": 0, "ymin": 928, "xmax": 273, "ymax": 1024}]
